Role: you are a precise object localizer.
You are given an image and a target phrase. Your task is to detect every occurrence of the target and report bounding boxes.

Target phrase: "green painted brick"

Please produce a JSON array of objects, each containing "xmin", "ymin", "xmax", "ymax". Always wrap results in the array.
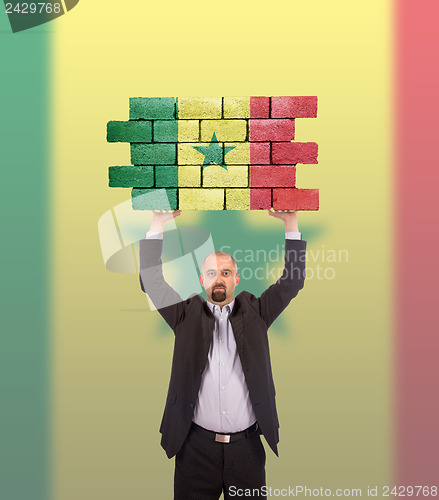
[
  {"xmin": 131, "ymin": 143, "xmax": 177, "ymax": 165},
  {"xmin": 130, "ymin": 97, "xmax": 176, "ymax": 120},
  {"xmin": 153, "ymin": 120, "xmax": 178, "ymax": 142},
  {"xmin": 132, "ymin": 188, "xmax": 178, "ymax": 210},
  {"xmin": 108, "ymin": 166, "xmax": 154, "ymax": 187},
  {"xmin": 155, "ymin": 166, "xmax": 179, "ymax": 187},
  {"xmin": 107, "ymin": 121, "xmax": 152, "ymax": 143}
]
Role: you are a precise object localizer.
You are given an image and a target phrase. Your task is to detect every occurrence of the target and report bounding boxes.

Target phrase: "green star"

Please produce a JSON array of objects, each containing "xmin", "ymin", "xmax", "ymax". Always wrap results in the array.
[{"xmin": 193, "ymin": 132, "xmax": 235, "ymax": 170}]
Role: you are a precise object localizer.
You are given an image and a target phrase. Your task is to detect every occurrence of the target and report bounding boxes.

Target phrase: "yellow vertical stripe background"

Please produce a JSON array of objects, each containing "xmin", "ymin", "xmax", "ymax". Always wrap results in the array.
[{"xmin": 53, "ymin": 0, "xmax": 392, "ymax": 498}]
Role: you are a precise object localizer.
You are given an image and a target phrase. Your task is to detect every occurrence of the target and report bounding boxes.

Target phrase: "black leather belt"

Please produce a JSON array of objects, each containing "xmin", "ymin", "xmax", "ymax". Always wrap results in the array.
[{"xmin": 191, "ymin": 422, "xmax": 259, "ymax": 443}]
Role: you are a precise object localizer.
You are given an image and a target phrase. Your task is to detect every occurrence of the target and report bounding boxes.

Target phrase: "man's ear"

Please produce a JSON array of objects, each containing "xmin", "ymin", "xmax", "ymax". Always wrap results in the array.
[
  {"xmin": 235, "ymin": 274, "xmax": 240, "ymax": 286},
  {"xmin": 199, "ymin": 274, "xmax": 204, "ymax": 288}
]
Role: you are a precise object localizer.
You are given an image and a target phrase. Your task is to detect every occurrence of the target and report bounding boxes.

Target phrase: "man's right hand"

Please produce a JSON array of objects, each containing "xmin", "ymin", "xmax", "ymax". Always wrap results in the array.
[{"xmin": 150, "ymin": 210, "xmax": 182, "ymax": 233}]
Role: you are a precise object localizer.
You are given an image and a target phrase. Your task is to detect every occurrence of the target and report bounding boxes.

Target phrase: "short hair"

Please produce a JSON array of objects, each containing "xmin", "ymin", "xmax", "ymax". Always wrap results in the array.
[{"xmin": 201, "ymin": 251, "xmax": 238, "ymax": 275}]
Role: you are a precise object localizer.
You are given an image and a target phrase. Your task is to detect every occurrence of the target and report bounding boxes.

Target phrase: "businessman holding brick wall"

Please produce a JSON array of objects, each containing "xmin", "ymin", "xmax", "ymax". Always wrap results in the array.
[{"xmin": 139, "ymin": 210, "xmax": 307, "ymax": 499}]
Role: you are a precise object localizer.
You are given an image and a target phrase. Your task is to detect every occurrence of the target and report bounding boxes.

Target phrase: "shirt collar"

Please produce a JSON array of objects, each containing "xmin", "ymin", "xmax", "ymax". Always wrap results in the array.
[{"xmin": 206, "ymin": 298, "xmax": 235, "ymax": 314}]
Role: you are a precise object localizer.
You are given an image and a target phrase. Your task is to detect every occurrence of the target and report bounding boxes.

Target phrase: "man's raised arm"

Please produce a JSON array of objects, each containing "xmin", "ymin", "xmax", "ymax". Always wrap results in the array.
[
  {"xmin": 257, "ymin": 210, "xmax": 307, "ymax": 328},
  {"xmin": 139, "ymin": 210, "xmax": 184, "ymax": 330}
]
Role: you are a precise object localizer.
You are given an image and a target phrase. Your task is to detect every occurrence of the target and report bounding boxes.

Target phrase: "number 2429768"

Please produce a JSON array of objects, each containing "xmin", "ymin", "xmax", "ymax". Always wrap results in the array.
[
  {"xmin": 382, "ymin": 485, "xmax": 437, "ymax": 496},
  {"xmin": 5, "ymin": 3, "xmax": 62, "ymax": 14}
]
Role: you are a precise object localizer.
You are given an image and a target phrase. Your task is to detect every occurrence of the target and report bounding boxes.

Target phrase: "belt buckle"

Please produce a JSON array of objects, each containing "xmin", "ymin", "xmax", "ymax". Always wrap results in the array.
[{"xmin": 215, "ymin": 433, "xmax": 230, "ymax": 443}]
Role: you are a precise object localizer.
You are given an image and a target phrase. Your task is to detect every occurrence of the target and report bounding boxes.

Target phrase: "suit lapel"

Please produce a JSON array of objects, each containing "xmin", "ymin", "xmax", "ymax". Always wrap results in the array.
[
  {"xmin": 201, "ymin": 301, "xmax": 215, "ymax": 357},
  {"xmin": 230, "ymin": 299, "xmax": 246, "ymax": 363}
]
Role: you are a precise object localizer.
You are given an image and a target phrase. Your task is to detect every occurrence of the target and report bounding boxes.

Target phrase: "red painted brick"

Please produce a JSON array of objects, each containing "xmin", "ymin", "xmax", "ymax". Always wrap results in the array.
[
  {"xmin": 250, "ymin": 188, "xmax": 272, "ymax": 209},
  {"xmin": 250, "ymin": 165, "xmax": 296, "ymax": 187},
  {"xmin": 250, "ymin": 119, "xmax": 295, "ymax": 142},
  {"xmin": 250, "ymin": 142, "xmax": 270, "ymax": 165},
  {"xmin": 273, "ymin": 188, "xmax": 319, "ymax": 210},
  {"xmin": 250, "ymin": 96, "xmax": 270, "ymax": 118},
  {"xmin": 271, "ymin": 96, "xmax": 317, "ymax": 118},
  {"xmin": 272, "ymin": 142, "xmax": 318, "ymax": 164}
]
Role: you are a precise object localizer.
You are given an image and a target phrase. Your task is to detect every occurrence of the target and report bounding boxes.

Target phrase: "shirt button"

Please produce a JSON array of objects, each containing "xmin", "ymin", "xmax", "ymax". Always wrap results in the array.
[
  {"xmin": 221, "ymin": 362, "xmax": 225, "ymax": 366},
  {"xmin": 220, "ymin": 339, "xmax": 224, "ymax": 343},
  {"xmin": 222, "ymin": 411, "xmax": 226, "ymax": 415},
  {"xmin": 221, "ymin": 386, "xmax": 225, "ymax": 390}
]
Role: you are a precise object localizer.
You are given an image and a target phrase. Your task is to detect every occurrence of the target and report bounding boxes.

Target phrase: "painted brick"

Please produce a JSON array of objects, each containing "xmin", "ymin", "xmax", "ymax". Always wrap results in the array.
[
  {"xmin": 153, "ymin": 120, "xmax": 178, "ymax": 142},
  {"xmin": 271, "ymin": 96, "xmax": 317, "ymax": 118},
  {"xmin": 250, "ymin": 165, "xmax": 296, "ymax": 187},
  {"xmin": 178, "ymin": 120, "xmax": 199, "ymax": 142},
  {"xmin": 107, "ymin": 121, "xmax": 152, "ymax": 143},
  {"xmin": 155, "ymin": 166, "xmax": 178, "ymax": 187},
  {"xmin": 224, "ymin": 143, "xmax": 250, "ymax": 165},
  {"xmin": 203, "ymin": 165, "xmax": 248, "ymax": 187},
  {"xmin": 250, "ymin": 96, "xmax": 270, "ymax": 118},
  {"xmin": 226, "ymin": 189, "xmax": 250, "ymax": 210},
  {"xmin": 223, "ymin": 97, "xmax": 250, "ymax": 118},
  {"xmin": 272, "ymin": 142, "xmax": 318, "ymax": 164},
  {"xmin": 132, "ymin": 188, "xmax": 178, "ymax": 210},
  {"xmin": 178, "ymin": 166, "xmax": 201, "ymax": 187},
  {"xmin": 131, "ymin": 143, "xmax": 177, "ymax": 165},
  {"xmin": 201, "ymin": 120, "xmax": 247, "ymax": 142},
  {"xmin": 272, "ymin": 188, "xmax": 319, "ymax": 210},
  {"xmin": 178, "ymin": 97, "xmax": 222, "ymax": 119},
  {"xmin": 178, "ymin": 143, "xmax": 209, "ymax": 165},
  {"xmin": 130, "ymin": 97, "xmax": 176, "ymax": 120},
  {"xmin": 179, "ymin": 188, "xmax": 224, "ymax": 210},
  {"xmin": 108, "ymin": 166, "xmax": 154, "ymax": 187},
  {"xmin": 250, "ymin": 188, "xmax": 272, "ymax": 210},
  {"xmin": 250, "ymin": 143, "xmax": 270, "ymax": 165},
  {"xmin": 250, "ymin": 119, "xmax": 295, "ymax": 142},
  {"xmin": 108, "ymin": 95, "xmax": 319, "ymax": 212}
]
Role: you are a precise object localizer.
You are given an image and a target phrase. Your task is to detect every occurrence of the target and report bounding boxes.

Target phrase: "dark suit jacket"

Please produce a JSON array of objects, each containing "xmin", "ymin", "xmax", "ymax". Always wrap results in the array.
[{"xmin": 139, "ymin": 237, "xmax": 307, "ymax": 458}]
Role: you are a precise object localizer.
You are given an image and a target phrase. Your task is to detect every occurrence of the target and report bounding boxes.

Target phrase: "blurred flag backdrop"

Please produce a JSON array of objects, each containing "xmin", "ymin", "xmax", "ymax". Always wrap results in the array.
[{"xmin": 1, "ymin": 0, "xmax": 438, "ymax": 499}]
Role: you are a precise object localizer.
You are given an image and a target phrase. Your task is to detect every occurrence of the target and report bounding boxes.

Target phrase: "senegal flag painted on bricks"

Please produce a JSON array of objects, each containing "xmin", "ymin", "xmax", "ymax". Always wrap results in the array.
[{"xmin": 107, "ymin": 96, "xmax": 319, "ymax": 210}]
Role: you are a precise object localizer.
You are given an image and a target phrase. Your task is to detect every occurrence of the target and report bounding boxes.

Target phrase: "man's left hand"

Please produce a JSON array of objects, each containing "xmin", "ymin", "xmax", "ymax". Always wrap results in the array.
[{"xmin": 267, "ymin": 209, "xmax": 299, "ymax": 232}]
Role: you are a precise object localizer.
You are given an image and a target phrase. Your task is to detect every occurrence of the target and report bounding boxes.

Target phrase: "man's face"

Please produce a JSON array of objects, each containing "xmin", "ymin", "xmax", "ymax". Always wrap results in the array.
[{"xmin": 199, "ymin": 254, "xmax": 240, "ymax": 306}]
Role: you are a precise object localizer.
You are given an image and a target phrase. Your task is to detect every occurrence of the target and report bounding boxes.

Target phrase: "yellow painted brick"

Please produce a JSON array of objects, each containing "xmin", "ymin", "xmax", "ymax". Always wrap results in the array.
[
  {"xmin": 178, "ymin": 120, "xmax": 199, "ymax": 142},
  {"xmin": 201, "ymin": 120, "xmax": 247, "ymax": 142},
  {"xmin": 226, "ymin": 189, "xmax": 251, "ymax": 210},
  {"xmin": 178, "ymin": 97, "xmax": 222, "ymax": 119},
  {"xmin": 203, "ymin": 165, "xmax": 248, "ymax": 187},
  {"xmin": 178, "ymin": 143, "xmax": 208, "ymax": 166},
  {"xmin": 178, "ymin": 166, "xmax": 201, "ymax": 187},
  {"xmin": 223, "ymin": 97, "xmax": 250, "ymax": 118},
  {"xmin": 179, "ymin": 188, "xmax": 224, "ymax": 210},
  {"xmin": 224, "ymin": 142, "xmax": 250, "ymax": 165}
]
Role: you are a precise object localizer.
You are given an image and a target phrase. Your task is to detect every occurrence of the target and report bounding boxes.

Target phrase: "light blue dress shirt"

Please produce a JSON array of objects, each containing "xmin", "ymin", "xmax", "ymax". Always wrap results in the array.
[{"xmin": 193, "ymin": 298, "xmax": 257, "ymax": 433}]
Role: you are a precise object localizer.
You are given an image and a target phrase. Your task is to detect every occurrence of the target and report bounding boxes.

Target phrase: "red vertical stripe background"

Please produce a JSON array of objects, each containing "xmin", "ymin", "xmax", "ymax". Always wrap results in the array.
[{"xmin": 397, "ymin": 0, "xmax": 439, "ymax": 486}]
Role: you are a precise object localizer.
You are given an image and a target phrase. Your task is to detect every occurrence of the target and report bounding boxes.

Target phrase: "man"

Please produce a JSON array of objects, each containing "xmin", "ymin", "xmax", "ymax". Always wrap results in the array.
[{"xmin": 139, "ymin": 209, "xmax": 307, "ymax": 499}]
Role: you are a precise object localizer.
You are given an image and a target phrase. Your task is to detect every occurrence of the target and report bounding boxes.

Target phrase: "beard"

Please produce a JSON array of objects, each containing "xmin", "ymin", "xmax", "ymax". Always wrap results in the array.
[{"xmin": 211, "ymin": 287, "xmax": 226, "ymax": 302}]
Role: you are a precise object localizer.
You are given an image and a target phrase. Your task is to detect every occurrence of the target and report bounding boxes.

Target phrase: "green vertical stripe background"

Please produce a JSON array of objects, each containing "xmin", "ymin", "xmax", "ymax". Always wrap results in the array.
[{"xmin": 0, "ymin": 16, "xmax": 51, "ymax": 500}]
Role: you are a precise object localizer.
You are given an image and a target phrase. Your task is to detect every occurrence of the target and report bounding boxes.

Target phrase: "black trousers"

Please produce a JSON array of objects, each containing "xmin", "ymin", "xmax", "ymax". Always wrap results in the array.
[{"xmin": 174, "ymin": 425, "xmax": 266, "ymax": 500}]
